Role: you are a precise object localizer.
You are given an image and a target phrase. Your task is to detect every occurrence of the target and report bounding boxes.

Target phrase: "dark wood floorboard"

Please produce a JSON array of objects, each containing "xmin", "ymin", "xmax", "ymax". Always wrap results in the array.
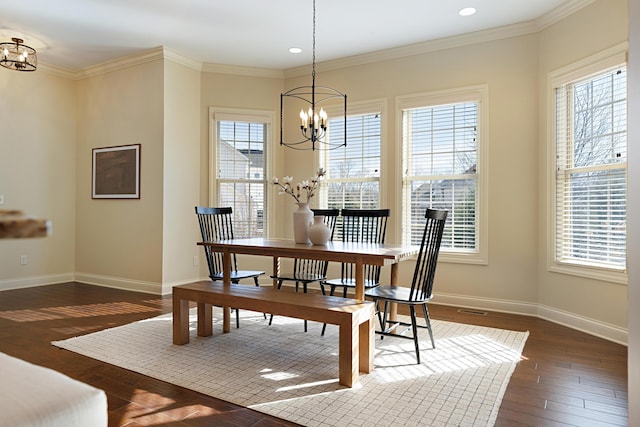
[{"xmin": 0, "ymin": 282, "xmax": 628, "ymax": 426}]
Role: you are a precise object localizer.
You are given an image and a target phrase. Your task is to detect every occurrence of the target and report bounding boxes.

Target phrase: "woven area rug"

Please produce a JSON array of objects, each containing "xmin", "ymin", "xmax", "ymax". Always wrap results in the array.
[{"xmin": 53, "ymin": 309, "xmax": 528, "ymax": 427}]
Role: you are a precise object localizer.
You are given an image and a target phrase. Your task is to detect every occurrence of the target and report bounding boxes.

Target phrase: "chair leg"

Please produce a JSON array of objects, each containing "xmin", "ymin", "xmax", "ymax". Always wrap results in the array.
[
  {"xmin": 374, "ymin": 299, "xmax": 385, "ymax": 335},
  {"xmin": 380, "ymin": 301, "xmax": 391, "ymax": 340},
  {"xmin": 320, "ymin": 283, "xmax": 337, "ymax": 336},
  {"xmin": 409, "ymin": 305, "xmax": 420, "ymax": 364},
  {"xmin": 302, "ymin": 282, "xmax": 308, "ymax": 332},
  {"xmin": 422, "ymin": 304, "xmax": 435, "ymax": 349},
  {"xmin": 269, "ymin": 280, "xmax": 285, "ymax": 326}
]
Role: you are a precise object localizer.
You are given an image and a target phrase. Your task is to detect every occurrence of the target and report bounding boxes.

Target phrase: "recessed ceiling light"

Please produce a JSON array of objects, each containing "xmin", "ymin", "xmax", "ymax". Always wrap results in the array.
[
  {"xmin": 459, "ymin": 7, "xmax": 477, "ymax": 17},
  {"xmin": 289, "ymin": 47, "xmax": 302, "ymax": 54}
]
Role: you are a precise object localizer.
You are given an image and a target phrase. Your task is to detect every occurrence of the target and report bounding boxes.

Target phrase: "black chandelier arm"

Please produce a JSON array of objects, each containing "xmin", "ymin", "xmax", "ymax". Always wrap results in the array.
[{"xmin": 278, "ymin": 0, "xmax": 347, "ymax": 151}]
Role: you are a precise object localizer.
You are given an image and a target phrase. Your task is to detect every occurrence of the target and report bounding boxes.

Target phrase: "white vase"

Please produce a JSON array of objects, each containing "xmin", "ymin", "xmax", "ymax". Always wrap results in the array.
[
  {"xmin": 293, "ymin": 202, "xmax": 313, "ymax": 244},
  {"xmin": 308, "ymin": 215, "xmax": 331, "ymax": 246}
]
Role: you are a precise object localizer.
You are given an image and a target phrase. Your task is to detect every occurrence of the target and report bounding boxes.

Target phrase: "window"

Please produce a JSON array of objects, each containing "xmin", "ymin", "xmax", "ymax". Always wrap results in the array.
[
  {"xmin": 551, "ymin": 51, "xmax": 627, "ymax": 282},
  {"xmin": 399, "ymin": 86, "xmax": 487, "ymax": 264},
  {"xmin": 210, "ymin": 108, "xmax": 273, "ymax": 238},
  {"xmin": 320, "ymin": 102, "xmax": 383, "ymax": 210}
]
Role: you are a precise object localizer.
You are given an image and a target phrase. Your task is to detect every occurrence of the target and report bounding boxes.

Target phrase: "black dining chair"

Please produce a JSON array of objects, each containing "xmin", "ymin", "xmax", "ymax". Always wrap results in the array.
[
  {"xmin": 195, "ymin": 206, "xmax": 265, "ymax": 328},
  {"xmin": 365, "ymin": 208, "xmax": 447, "ymax": 364},
  {"xmin": 320, "ymin": 208, "xmax": 390, "ymax": 335},
  {"xmin": 269, "ymin": 208, "xmax": 339, "ymax": 331}
]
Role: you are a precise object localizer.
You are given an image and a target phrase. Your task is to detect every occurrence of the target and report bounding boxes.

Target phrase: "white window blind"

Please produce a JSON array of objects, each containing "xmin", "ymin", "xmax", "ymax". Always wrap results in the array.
[
  {"xmin": 402, "ymin": 102, "xmax": 478, "ymax": 250},
  {"xmin": 214, "ymin": 117, "xmax": 268, "ymax": 238},
  {"xmin": 554, "ymin": 65, "xmax": 627, "ymax": 271},
  {"xmin": 321, "ymin": 112, "xmax": 381, "ymax": 210}
]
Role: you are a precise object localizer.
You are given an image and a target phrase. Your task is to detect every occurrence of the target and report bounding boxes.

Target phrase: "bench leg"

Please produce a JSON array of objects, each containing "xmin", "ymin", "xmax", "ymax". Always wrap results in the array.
[
  {"xmin": 197, "ymin": 303, "xmax": 213, "ymax": 337},
  {"xmin": 338, "ymin": 321, "xmax": 359, "ymax": 388},
  {"xmin": 172, "ymin": 294, "xmax": 190, "ymax": 345},
  {"xmin": 359, "ymin": 316, "xmax": 374, "ymax": 373},
  {"xmin": 223, "ymin": 306, "xmax": 231, "ymax": 333}
]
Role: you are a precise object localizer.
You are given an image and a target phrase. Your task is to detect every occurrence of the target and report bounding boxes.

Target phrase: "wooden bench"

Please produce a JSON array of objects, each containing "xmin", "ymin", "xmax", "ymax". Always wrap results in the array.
[{"xmin": 172, "ymin": 281, "xmax": 375, "ymax": 388}]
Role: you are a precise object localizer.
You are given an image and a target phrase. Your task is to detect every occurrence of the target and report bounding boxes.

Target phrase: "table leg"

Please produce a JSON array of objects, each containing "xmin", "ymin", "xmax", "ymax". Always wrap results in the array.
[
  {"xmin": 389, "ymin": 263, "xmax": 399, "ymax": 322},
  {"xmin": 172, "ymin": 293, "xmax": 189, "ymax": 345},
  {"xmin": 222, "ymin": 250, "xmax": 231, "ymax": 333},
  {"xmin": 355, "ymin": 257, "xmax": 364, "ymax": 301},
  {"xmin": 272, "ymin": 256, "xmax": 280, "ymax": 289}
]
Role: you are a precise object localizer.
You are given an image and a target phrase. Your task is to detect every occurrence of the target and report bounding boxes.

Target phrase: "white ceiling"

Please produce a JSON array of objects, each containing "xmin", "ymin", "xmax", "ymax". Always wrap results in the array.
[{"xmin": 1, "ymin": 0, "xmax": 588, "ymax": 72}]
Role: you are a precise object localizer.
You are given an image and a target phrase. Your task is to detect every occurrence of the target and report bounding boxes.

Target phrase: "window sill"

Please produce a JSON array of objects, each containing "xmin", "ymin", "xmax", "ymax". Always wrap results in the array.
[
  {"xmin": 548, "ymin": 262, "xmax": 627, "ymax": 285},
  {"xmin": 438, "ymin": 251, "xmax": 488, "ymax": 266}
]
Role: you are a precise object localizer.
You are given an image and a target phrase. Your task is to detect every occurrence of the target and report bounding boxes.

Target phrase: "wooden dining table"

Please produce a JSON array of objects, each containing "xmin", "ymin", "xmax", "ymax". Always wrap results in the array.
[{"xmin": 197, "ymin": 237, "xmax": 419, "ymax": 330}]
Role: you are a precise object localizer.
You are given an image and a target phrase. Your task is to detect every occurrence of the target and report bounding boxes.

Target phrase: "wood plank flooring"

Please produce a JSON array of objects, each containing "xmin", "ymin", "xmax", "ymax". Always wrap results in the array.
[{"xmin": 0, "ymin": 282, "xmax": 628, "ymax": 426}]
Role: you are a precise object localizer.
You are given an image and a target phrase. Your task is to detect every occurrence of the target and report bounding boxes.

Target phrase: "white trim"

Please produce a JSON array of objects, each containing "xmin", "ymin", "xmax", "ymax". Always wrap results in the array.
[
  {"xmin": 77, "ymin": 47, "xmax": 165, "ymax": 79},
  {"xmin": 537, "ymin": 303, "xmax": 627, "ymax": 346},
  {"xmin": 396, "ymin": 85, "xmax": 489, "ymax": 265},
  {"xmin": 74, "ymin": 272, "xmax": 164, "ymax": 295},
  {"xmin": 6, "ymin": 275, "xmax": 626, "ymax": 345},
  {"xmin": 0, "ymin": 273, "xmax": 75, "ymax": 292},
  {"xmin": 202, "ymin": 62, "xmax": 283, "ymax": 79},
  {"xmin": 549, "ymin": 42, "xmax": 628, "ymax": 86},
  {"xmin": 549, "ymin": 263, "xmax": 627, "ymax": 285},
  {"xmin": 284, "ymin": 0, "xmax": 595, "ymax": 79},
  {"xmin": 208, "ymin": 107, "xmax": 276, "ymax": 237},
  {"xmin": 434, "ymin": 292, "xmax": 627, "ymax": 346},
  {"xmin": 321, "ymin": 98, "xmax": 388, "ymax": 210},
  {"xmin": 546, "ymin": 44, "xmax": 629, "ymax": 284}
]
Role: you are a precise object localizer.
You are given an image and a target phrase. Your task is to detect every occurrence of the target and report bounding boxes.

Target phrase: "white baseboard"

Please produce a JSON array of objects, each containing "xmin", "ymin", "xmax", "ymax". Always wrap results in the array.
[
  {"xmin": 434, "ymin": 292, "xmax": 628, "ymax": 346},
  {"xmin": 1, "ymin": 275, "xmax": 627, "ymax": 345},
  {"xmin": 0, "ymin": 273, "xmax": 75, "ymax": 292},
  {"xmin": 74, "ymin": 273, "xmax": 208, "ymax": 296},
  {"xmin": 74, "ymin": 273, "xmax": 162, "ymax": 295},
  {"xmin": 537, "ymin": 304, "xmax": 628, "ymax": 346}
]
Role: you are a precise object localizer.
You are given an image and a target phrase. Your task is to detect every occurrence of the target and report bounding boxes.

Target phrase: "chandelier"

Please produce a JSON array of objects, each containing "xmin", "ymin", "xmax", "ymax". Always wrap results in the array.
[
  {"xmin": 0, "ymin": 38, "xmax": 37, "ymax": 72},
  {"xmin": 280, "ymin": 0, "xmax": 347, "ymax": 150}
]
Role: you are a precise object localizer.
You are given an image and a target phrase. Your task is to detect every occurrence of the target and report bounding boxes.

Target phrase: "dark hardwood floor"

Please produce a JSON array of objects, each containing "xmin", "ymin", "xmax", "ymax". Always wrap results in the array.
[{"xmin": 0, "ymin": 282, "xmax": 628, "ymax": 426}]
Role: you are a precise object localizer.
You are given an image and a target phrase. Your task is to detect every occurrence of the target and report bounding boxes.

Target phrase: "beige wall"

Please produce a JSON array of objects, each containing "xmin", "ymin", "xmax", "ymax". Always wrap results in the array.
[
  {"xmin": 281, "ymin": 34, "xmax": 542, "ymax": 308},
  {"xmin": 198, "ymin": 70, "xmax": 284, "ymax": 253},
  {"xmin": 75, "ymin": 60, "xmax": 165, "ymax": 292},
  {"xmin": 0, "ymin": 69, "xmax": 77, "ymax": 288},
  {"xmin": 0, "ymin": 0, "xmax": 631, "ymax": 344},
  {"xmin": 537, "ymin": 0, "xmax": 628, "ymax": 330},
  {"xmin": 162, "ymin": 60, "xmax": 202, "ymax": 289}
]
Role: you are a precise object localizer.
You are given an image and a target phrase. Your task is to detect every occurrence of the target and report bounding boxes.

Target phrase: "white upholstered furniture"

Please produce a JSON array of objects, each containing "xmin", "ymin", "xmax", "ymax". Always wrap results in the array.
[{"xmin": 0, "ymin": 352, "xmax": 107, "ymax": 427}]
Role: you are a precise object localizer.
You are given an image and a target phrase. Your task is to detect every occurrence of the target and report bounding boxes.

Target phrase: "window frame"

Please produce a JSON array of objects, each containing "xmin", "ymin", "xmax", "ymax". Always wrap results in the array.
[
  {"xmin": 397, "ymin": 85, "xmax": 488, "ymax": 265},
  {"xmin": 209, "ymin": 107, "xmax": 275, "ymax": 238},
  {"xmin": 319, "ymin": 99, "xmax": 387, "ymax": 211},
  {"xmin": 547, "ymin": 43, "xmax": 628, "ymax": 284}
]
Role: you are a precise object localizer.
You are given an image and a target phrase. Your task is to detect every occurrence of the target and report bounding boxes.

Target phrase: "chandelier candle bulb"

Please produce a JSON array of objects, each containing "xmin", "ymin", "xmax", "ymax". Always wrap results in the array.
[{"xmin": 279, "ymin": 0, "xmax": 347, "ymax": 150}]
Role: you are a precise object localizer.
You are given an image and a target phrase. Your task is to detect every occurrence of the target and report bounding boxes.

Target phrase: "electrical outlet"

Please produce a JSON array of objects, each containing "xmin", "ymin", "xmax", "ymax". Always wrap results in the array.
[
  {"xmin": 0, "ymin": 194, "xmax": 4, "ymax": 205},
  {"xmin": 20, "ymin": 255, "xmax": 28, "ymax": 265}
]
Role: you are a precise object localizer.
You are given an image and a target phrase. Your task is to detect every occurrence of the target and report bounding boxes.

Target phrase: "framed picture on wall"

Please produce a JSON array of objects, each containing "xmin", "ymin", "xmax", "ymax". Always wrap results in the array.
[{"xmin": 92, "ymin": 144, "xmax": 141, "ymax": 199}]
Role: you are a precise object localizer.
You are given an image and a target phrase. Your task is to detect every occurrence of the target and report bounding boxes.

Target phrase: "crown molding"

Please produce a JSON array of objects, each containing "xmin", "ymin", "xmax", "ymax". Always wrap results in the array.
[
  {"xmin": 284, "ymin": 20, "xmax": 539, "ymax": 78},
  {"xmin": 201, "ymin": 62, "xmax": 284, "ymax": 79},
  {"xmin": 37, "ymin": 62, "xmax": 78, "ymax": 80},
  {"xmin": 36, "ymin": 0, "xmax": 596, "ymax": 81},
  {"xmin": 75, "ymin": 46, "xmax": 165, "ymax": 79},
  {"xmin": 284, "ymin": 0, "xmax": 597, "ymax": 78},
  {"xmin": 536, "ymin": 0, "xmax": 597, "ymax": 31},
  {"xmin": 163, "ymin": 47, "xmax": 203, "ymax": 71}
]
